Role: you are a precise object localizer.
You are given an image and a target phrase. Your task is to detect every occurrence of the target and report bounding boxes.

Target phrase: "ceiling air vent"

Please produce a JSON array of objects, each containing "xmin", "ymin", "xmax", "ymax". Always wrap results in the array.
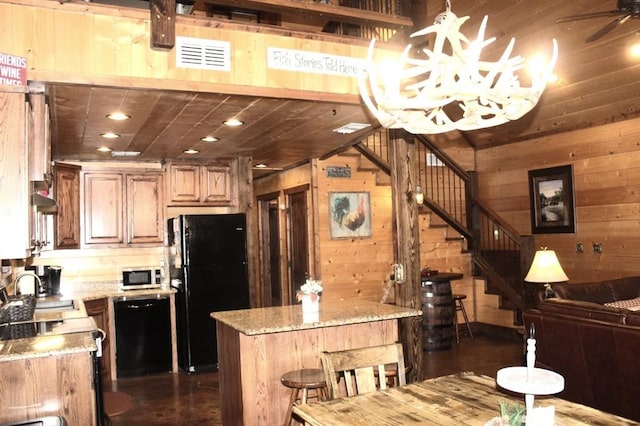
[{"xmin": 176, "ymin": 36, "xmax": 231, "ymax": 71}]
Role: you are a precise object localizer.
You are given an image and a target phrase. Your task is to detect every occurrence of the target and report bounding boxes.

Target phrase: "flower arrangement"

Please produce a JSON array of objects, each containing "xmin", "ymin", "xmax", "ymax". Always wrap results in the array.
[
  {"xmin": 484, "ymin": 401, "xmax": 526, "ymax": 426},
  {"xmin": 296, "ymin": 279, "xmax": 322, "ymax": 303}
]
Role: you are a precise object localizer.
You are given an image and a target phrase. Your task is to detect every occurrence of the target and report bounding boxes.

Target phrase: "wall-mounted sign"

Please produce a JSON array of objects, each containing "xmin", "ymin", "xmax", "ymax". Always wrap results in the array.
[
  {"xmin": 267, "ymin": 47, "xmax": 364, "ymax": 77},
  {"xmin": 326, "ymin": 166, "xmax": 351, "ymax": 178},
  {"xmin": 0, "ymin": 53, "xmax": 27, "ymax": 86}
]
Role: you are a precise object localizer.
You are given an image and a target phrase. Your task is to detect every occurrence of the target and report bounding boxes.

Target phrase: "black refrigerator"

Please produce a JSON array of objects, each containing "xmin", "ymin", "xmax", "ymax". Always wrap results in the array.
[{"xmin": 167, "ymin": 214, "xmax": 250, "ymax": 373}]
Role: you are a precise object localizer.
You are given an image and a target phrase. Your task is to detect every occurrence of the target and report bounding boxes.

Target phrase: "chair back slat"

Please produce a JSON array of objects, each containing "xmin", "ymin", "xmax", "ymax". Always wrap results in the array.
[{"xmin": 320, "ymin": 342, "xmax": 406, "ymax": 399}]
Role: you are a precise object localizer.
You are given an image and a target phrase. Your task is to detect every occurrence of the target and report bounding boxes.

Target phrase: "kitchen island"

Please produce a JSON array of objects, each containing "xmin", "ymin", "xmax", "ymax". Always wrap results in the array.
[{"xmin": 211, "ymin": 300, "xmax": 422, "ymax": 425}]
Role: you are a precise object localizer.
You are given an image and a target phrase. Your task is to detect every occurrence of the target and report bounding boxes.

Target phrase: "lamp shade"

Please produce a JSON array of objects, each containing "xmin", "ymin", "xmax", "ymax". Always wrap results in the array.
[{"xmin": 524, "ymin": 249, "xmax": 569, "ymax": 283}]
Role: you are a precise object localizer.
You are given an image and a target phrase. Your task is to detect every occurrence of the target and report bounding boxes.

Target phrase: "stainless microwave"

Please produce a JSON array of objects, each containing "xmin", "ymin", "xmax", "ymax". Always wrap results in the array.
[{"xmin": 120, "ymin": 267, "xmax": 162, "ymax": 290}]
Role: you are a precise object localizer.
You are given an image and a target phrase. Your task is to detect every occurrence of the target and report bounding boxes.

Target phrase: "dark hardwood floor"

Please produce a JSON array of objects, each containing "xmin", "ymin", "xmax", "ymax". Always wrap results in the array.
[{"xmin": 105, "ymin": 333, "xmax": 522, "ymax": 425}]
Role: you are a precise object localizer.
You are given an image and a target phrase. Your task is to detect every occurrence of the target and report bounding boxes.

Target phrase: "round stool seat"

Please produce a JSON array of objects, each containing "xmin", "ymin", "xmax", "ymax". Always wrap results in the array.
[
  {"xmin": 281, "ymin": 368, "xmax": 326, "ymax": 389},
  {"xmin": 281, "ymin": 369, "xmax": 327, "ymax": 426},
  {"xmin": 453, "ymin": 294, "xmax": 467, "ymax": 301}
]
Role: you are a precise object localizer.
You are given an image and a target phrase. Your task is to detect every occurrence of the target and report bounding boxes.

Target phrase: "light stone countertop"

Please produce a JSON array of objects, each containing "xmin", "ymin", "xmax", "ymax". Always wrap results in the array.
[
  {"xmin": 211, "ymin": 299, "xmax": 422, "ymax": 336},
  {"xmin": 56, "ymin": 281, "xmax": 175, "ymax": 300},
  {"xmin": 0, "ymin": 330, "xmax": 97, "ymax": 362},
  {"xmin": 0, "ymin": 281, "xmax": 174, "ymax": 362}
]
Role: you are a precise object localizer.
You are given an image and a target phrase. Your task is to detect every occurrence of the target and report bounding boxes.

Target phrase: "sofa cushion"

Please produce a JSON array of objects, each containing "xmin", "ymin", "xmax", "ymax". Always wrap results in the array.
[
  {"xmin": 606, "ymin": 277, "xmax": 640, "ymax": 301},
  {"xmin": 552, "ymin": 277, "xmax": 640, "ymax": 304},
  {"xmin": 539, "ymin": 299, "xmax": 627, "ymax": 324},
  {"xmin": 552, "ymin": 282, "xmax": 617, "ymax": 304}
]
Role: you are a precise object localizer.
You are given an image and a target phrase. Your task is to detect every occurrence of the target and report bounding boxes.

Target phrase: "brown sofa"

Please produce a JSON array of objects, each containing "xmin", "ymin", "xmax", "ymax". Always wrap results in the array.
[{"xmin": 522, "ymin": 277, "xmax": 640, "ymax": 421}]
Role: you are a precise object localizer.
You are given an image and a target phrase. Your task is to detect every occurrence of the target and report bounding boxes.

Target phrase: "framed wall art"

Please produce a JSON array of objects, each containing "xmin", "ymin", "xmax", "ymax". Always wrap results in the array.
[
  {"xmin": 329, "ymin": 192, "xmax": 371, "ymax": 239},
  {"xmin": 528, "ymin": 164, "xmax": 576, "ymax": 234}
]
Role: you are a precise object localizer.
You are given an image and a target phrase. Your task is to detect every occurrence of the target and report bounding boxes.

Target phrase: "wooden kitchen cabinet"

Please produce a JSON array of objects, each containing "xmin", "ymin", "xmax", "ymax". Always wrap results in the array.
[
  {"xmin": 166, "ymin": 161, "xmax": 234, "ymax": 205},
  {"xmin": 83, "ymin": 172, "xmax": 124, "ymax": 245},
  {"xmin": 83, "ymin": 171, "xmax": 163, "ymax": 247},
  {"xmin": 54, "ymin": 162, "xmax": 81, "ymax": 249},
  {"xmin": 84, "ymin": 297, "xmax": 112, "ymax": 386},
  {"xmin": 0, "ymin": 351, "xmax": 99, "ymax": 425},
  {"xmin": 0, "ymin": 90, "xmax": 31, "ymax": 259},
  {"xmin": 127, "ymin": 173, "xmax": 164, "ymax": 244},
  {"xmin": 27, "ymin": 91, "xmax": 51, "ymax": 187}
]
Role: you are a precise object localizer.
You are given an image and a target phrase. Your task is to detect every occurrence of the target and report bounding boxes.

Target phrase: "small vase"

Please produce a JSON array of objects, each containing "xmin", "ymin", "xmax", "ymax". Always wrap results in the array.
[{"xmin": 301, "ymin": 294, "xmax": 320, "ymax": 313}]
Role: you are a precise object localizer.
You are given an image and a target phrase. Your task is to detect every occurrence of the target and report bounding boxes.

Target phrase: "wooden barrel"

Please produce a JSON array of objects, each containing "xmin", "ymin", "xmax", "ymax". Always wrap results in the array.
[{"xmin": 421, "ymin": 279, "xmax": 454, "ymax": 351}]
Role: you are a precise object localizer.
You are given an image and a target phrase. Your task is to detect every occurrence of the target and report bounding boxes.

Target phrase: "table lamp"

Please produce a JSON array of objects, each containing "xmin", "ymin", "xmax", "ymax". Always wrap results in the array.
[{"xmin": 524, "ymin": 248, "xmax": 569, "ymax": 298}]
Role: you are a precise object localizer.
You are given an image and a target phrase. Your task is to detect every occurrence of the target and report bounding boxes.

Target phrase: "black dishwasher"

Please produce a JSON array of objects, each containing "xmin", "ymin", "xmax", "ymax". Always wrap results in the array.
[{"xmin": 114, "ymin": 295, "xmax": 172, "ymax": 377}]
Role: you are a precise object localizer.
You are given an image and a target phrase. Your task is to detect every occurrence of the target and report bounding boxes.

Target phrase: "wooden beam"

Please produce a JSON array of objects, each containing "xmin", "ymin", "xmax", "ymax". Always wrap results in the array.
[
  {"xmin": 150, "ymin": 0, "xmax": 176, "ymax": 49},
  {"xmin": 388, "ymin": 128, "xmax": 423, "ymax": 382},
  {"xmin": 199, "ymin": 0, "xmax": 413, "ymax": 29}
]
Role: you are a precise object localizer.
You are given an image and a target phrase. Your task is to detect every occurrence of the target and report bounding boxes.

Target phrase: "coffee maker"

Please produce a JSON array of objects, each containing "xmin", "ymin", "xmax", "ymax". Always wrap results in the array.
[{"xmin": 25, "ymin": 265, "xmax": 62, "ymax": 297}]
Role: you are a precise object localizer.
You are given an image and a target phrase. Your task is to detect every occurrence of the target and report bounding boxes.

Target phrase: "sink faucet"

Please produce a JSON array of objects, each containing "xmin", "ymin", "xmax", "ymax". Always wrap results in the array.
[{"xmin": 13, "ymin": 272, "xmax": 42, "ymax": 296}]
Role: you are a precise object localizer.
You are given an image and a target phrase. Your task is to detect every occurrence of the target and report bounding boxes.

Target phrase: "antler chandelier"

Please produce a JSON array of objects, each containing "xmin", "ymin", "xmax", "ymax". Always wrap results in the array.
[{"xmin": 359, "ymin": 3, "xmax": 558, "ymax": 134}]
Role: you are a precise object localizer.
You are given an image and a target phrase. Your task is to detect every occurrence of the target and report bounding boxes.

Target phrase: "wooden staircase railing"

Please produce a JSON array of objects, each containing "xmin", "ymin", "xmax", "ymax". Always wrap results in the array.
[{"xmin": 358, "ymin": 130, "xmax": 535, "ymax": 314}]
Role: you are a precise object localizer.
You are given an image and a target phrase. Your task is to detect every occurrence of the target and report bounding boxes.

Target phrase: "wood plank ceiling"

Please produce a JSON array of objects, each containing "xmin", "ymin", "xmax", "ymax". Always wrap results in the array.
[{"xmin": 49, "ymin": 0, "xmax": 640, "ymax": 177}]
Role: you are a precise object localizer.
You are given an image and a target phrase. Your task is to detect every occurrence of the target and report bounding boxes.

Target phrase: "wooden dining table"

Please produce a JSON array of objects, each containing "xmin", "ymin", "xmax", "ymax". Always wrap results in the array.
[{"xmin": 293, "ymin": 371, "xmax": 638, "ymax": 425}]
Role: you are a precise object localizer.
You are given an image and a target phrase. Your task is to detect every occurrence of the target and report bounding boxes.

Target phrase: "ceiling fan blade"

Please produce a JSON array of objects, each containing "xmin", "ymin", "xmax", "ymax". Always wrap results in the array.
[
  {"xmin": 586, "ymin": 14, "xmax": 631, "ymax": 42},
  {"xmin": 556, "ymin": 10, "xmax": 624, "ymax": 24}
]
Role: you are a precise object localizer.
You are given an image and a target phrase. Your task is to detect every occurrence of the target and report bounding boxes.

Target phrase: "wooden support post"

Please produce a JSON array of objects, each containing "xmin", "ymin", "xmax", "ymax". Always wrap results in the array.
[
  {"xmin": 150, "ymin": 0, "xmax": 176, "ymax": 49},
  {"xmin": 388, "ymin": 129, "xmax": 423, "ymax": 382}
]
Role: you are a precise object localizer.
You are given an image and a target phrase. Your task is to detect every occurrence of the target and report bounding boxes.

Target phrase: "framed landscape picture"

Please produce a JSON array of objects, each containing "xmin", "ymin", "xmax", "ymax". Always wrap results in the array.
[
  {"xmin": 328, "ymin": 192, "xmax": 371, "ymax": 239},
  {"xmin": 528, "ymin": 165, "xmax": 576, "ymax": 234}
]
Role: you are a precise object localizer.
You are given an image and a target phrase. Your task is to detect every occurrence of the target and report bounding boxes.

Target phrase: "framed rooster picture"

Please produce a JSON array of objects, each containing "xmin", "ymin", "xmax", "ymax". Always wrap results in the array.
[{"xmin": 329, "ymin": 192, "xmax": 372, "ymax": 239}]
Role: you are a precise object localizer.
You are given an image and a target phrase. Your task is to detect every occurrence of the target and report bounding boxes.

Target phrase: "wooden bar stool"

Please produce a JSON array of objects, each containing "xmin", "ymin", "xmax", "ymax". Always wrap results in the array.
[
  {"xmin": 280, "ymin": 368, "xmax": 327, "ymax": 426},
  {"xmin": 453, "ymin": 294, "xmax": 474, "ymax": 343}
]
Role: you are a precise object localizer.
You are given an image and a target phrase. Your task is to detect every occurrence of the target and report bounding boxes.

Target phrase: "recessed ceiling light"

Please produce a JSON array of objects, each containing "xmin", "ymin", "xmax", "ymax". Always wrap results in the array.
[
  {"xmin": 332, "ymin": 123, "xmax": 371, "ymax": 134},
  {"xmin": 96, "ymin": 146, "xmax": 112, "ymax": 153},
  {"xmin": 200, "ymin": 136, "xmax": 219, "ymax": 142},
  {"xmin": 100, "ymin": 132, "xmax": 120, "ymax": 139},
  {"xmin": 255, "ymin": 164, "xmax": 268, "ymax": 168},
  {"xmin": 184, "ymin": 149, "xmax": 199, "ymax": 154},
  {"xmin": 223, "ymin": 118, "xmax": 244, "ymax": 127},
  {"xmin": 106, "ymin": 112, "xmax": 131, "ymax": 121},
  {"xmin": 111, "ymin": 151, "xmax": 140, "ymax": 157}
]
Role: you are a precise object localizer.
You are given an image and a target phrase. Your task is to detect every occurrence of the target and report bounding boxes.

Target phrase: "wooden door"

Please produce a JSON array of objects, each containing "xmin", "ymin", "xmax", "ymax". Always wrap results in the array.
[
  {"xmin": 54, "ymin": 162, "xmax": 81, "ymax": 249},
  {"xmin": 83, "ymin": 172, "xmax": 124, "ymax": 245},
  {"xmin": 126, "ymin": 173, "xmax": 164, "ymax": 244},
  {"xmin": 258, "ymin": 194, "xmax": 282, "ymax": 307},
  {"xmin": 287, "ymin": 188, "xmax": 309, "ymax": 304}
]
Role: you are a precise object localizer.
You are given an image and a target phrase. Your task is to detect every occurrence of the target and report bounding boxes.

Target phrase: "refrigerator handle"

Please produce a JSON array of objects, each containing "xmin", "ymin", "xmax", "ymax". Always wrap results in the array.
[{"xmin": 183, "ymin": 224, "xmax": 190, "ymax": 266}]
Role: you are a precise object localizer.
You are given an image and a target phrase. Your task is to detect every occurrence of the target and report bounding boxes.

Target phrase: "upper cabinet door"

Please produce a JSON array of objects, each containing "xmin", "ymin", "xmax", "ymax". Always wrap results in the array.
[
  {"xmin": 0, "ymin": 91, "xmax": 30, "ymax": 259},
  {"xmin": 54, "ymin": 162, "xmax": 81, "ymax": 249},
  {"xmin": 202, "ymin": 164, "xmax": 232, "ymax": 204},
  {"xmin": 83, "ymin": 172, "xmax": 124, "ymax": 245},
  {"xmin": 28, "ymin": 92, "xmax": 51, "ymax": 187},
  {"xmin": 126, "ymin": 173, "xmax": 164, "ymax": 244},
  {"xmin": 166, "ymin": 161, "xmax": 234, "ymax": 206},
  {"xmin": 167, "ymin": 163, "xmax": 200, "ymax": 203}
]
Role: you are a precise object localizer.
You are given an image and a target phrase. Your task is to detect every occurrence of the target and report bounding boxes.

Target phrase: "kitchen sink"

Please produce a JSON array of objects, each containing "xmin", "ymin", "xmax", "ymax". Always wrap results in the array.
[{"xmin": 34, "ymin": 298, "xmax": 77, "ymax": 312}]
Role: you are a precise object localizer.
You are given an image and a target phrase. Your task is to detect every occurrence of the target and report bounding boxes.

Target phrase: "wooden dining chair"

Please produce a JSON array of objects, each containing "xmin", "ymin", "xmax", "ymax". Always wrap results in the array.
[{"xmin": 320, "ymin": 342, "xmax": 406, "ymax": 400}]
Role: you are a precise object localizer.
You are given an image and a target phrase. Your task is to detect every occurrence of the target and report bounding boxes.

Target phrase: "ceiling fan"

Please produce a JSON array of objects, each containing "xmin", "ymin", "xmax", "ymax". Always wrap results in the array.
[{"xmin": 556, "ymin": 0, "xmax": 640, "ymax": 42}]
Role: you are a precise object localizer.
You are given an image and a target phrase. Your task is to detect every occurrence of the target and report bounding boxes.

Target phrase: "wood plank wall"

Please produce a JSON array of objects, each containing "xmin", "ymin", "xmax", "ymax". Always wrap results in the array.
[
  {"xmin": 476, "ymin": 116, "xmax": 640, "ymax": 284},
  {"xmin": 1, "ymin": 0, "xmax": 387, "ymax": 102},
  {"xmin": 252, "ymin": 148, "xmax": 510, "ymax": 325}
]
